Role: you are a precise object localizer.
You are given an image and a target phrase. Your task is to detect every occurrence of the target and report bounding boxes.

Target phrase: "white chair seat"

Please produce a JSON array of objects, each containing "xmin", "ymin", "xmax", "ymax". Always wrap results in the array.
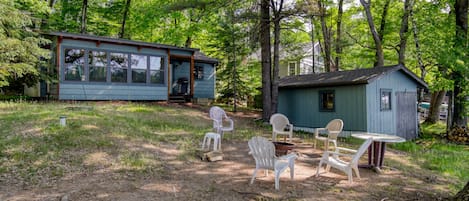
[
  {"xmin": 248, "ymin": 136, "xmax": 297, "ymax": 190},
  {"xmin": 314, "ymin": 119, "xmax": 343, "ymax": 151},
  {"xmin": 316, "ymin": 138, "xmax": 373, "ymax": 183}
]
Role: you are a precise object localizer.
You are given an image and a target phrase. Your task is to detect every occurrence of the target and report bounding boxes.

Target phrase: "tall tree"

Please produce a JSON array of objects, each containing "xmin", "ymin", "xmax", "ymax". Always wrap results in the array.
[
  {"xmin": 318, "ymin": 0, "xmax": 332, "ymax": 71},
  {"xmin": 360, "ymin": 0, "xmax": 384, "ymax": 67},
  {"xmin": 398, "ymin": 0, "xmax": 413, "ymax": 65},
  {"xmin": 270, "ymin": 0, "xmax": 285, "ymax": 115},
  {"xmin": 335, "ymin": 0, "xmax": 343, "ymax": 71},
  {"xmin": 80, "ymin": 0, "xmax": 88, "ymax": 33},
  {"xmin": 260, "ymin": 0, "xmax": 272, "ymax": 121},
  {"xmin": 119, "ymin": 0, "xmax": 131, "ymax": 39}
]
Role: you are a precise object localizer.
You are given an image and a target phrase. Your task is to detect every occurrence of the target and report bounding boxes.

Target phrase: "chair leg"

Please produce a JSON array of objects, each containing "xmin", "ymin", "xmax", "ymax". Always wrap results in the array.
[
  {"xmin": 289, "ymin": 160, "xmax": 295, "ymax": 179},
  {"xmin": 250, "ymin": 169, "xmax": 258, "ymax": 184},
  {"xmin": 274, "ymin": 170, "xmax": 280, "ymax": 190},
  {"xmin": 315, "ymin": 161, "xmax": 323, "ymax": 177},
  {"xmin": 313, "ymin": 139, "xmax": 317, "ymax": 149},
  {"xmin": 325, "ymin": 164, "xmax": 331, "ymax": 172},
  {"xmin": 202, "ymin": 136, "xmax": 207, "ymax": 150},
  {"xmin": 272, "ymin": 133, "xmax": 277, "ymax": 142},
  {"xmin": 347, "ymin": 169, "xmax": 353, "ymax": 183},
  {"xmin": 353, "ymin": 166, "xmax": 360, "ymax": 179}
]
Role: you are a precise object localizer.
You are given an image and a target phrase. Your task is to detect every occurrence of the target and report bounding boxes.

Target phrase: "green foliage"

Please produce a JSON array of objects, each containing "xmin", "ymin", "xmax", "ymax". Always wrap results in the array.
[{"xmin": 0, "ymin": 0, "xmax": 51, "ymax": 94}]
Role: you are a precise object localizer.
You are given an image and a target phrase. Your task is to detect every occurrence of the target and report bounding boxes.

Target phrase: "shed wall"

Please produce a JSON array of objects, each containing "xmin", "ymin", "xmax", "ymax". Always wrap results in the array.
[
  {"xmin": 366, "ymin": 71, "xmax": 419, "ymax": 135},
  {"xmin": 193, "ymin": 63, "xmax": 215, "ymax": 98},
  {"xmin": 278, "ymin": 85, "xmax": 367, "ymax": 131}
]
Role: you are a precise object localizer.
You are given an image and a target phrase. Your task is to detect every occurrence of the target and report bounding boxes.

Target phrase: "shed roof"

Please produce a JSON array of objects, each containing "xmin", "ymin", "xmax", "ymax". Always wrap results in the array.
[
  {"xmin": 279, "ymin": 64, "xmax": 428, "ymax": 89},
  {"xmin": 194, "ymin": 51, "xmax": 218, "ymax": 64}
]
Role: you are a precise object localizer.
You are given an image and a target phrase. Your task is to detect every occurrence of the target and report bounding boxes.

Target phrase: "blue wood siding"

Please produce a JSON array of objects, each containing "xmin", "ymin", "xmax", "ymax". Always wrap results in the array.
[
  {"xmin": 366, "ymin": 71, "xmax": 419, "ymax": 135},
  {"xmin": 59, "ymin": 83, "xmax": 167, "ymax": 100},
  {"xmin": 278, "ymin": 85, "xmax": 367, "ymax": 131},
  {"xmin": 194, "ymin": 63, "xmax": 215, "ymax": 98},
  {"xmin": 171, "ymin": 61, "xmax": 190, "ymax": 94}
]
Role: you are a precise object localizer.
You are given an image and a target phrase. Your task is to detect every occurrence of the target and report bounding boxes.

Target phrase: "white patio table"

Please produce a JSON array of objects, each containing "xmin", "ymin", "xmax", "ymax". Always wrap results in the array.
[{"xmin": 351, "ymin": 132, "xmax": 405, "ymax": 172}]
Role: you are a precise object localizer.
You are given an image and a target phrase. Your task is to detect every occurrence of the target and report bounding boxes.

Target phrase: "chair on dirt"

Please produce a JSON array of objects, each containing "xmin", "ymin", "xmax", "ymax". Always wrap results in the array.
[
  {"xmin": 269, "ymin": 113, "xmax": 293, "ymax": 142},
  {"xmin": 209, "ymin": 106, "xmax": 234, "ymax": 138},
  {"xmin": 315, "ymin": 138, "xmax": 373, "ymax": 184},
  {"xmin": 314, "ymin": 119, "xmax": 344, "ymax": 151},
  {"xmin": 248, "ymin": 136, "xmax": 297, "ymax": 190}
]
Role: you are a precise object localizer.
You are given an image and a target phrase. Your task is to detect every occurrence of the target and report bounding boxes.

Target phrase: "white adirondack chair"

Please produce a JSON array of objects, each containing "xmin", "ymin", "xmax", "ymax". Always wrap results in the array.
[
  {"xmin": 209, "ymin": 106, "xmax": 234, "ymax": 137},
  {"xmin": 314, "ymin": 119, "xmax": 344, "ymax": 150},
  {"xmin": 270, "ymin": 113, "xmax": 293, "ymax": 142},
  {"xmin": 315, "ymin": 138, "xmax": 373, "ymax": 183},
  {"xmin": 248, "ymin": 136, "xmax": 297, "ymax": 190}
]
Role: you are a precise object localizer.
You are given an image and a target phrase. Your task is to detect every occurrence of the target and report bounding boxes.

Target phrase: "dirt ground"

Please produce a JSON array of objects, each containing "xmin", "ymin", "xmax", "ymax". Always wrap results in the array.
[{"xmin": 0, "ymin": 106, "xmax": 455, "ymax": 201}]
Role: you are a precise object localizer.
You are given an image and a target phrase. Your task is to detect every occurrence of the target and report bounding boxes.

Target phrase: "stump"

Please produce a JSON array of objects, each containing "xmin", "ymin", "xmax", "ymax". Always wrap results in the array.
[{"xmin": 197, "ymin": 150, "xmax": 223, "ymax": 162}]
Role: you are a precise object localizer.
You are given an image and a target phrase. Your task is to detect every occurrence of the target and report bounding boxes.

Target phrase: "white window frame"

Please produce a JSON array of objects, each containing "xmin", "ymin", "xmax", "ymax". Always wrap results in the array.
[{"xmin": 288, "ymin": 62, "xmax": 297, "ymax": 76}]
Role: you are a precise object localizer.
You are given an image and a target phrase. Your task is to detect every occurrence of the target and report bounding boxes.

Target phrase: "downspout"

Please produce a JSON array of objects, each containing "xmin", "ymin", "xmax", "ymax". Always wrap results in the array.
[
  {"xmin": 56, "ymin": 36, "xmax": 62, "ymax": 99},
  {"xmin": 167, "ymin": 49, "xmax": 171, "ymax": 100},
  {"xmin": 190, "ymin": 53, "xmax": 195, "ymax": 98}
]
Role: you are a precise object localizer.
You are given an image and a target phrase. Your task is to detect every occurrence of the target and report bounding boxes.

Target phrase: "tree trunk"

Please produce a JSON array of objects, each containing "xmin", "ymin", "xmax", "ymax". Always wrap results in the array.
[
  {"xmin": 378, "ymin": 0, "xmax": 391, "ymax": 41},
  {"xmin": 335, "ymin": 0, "xmax": 343, "ymax": 72},
  {"xmin": 424, "ymin": 90, "xmax": 445, "ymax": 124},
  {"xmin": 453, "ymin": 180, "xmax": 469, "ymax": 201},
  {"xmin": 398, "ymin": 0, "xmax": 413, "ymax": 65},
  {"xmin": 452, "ymin": 0, "xmax": 468, "ymax": 128},
  {"xmin": 360, "ymin": 0, "xmax": 384, "ymax": 67},
  {"xmin": 411, "ymin": 9, "xmax": 426, "ymax": 102},
  {"xmin": 271, "ymin": 0, "xmax": 284, "ymax": 115},
  {"xmin": 260, "ymin": 0, "xmax": 272, "ymax": 122},
  {"xmin": 311, "ymin": 16, "xmax": 316, "ymax": 74},
  {"xmin": 119, "ymin": 0, "xmax": 131, "ymax": 39},
  {"xmin": 318, "ymin": 0, "xmax": 332, "ymax": 72},
  {"xmin": 80, "ymin": 0, "xmax": 88, "ymax": 34}
]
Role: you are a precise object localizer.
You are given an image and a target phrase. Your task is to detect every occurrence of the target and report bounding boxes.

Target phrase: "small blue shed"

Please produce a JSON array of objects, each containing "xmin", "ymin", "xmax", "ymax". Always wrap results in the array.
[
  {"xmin": 43, "ymin": 32, "xmax": 216, "ymax": 102},
  {"xmin": 277, "ymin": 65, "xmax": 428, "ymax": 140}
]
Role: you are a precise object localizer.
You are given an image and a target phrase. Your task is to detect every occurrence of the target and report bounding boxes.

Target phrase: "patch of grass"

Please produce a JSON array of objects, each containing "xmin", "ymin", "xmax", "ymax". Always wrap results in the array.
[{"xmin": 389, "ymin": 123, "xmax": 469, "ymax": 191}]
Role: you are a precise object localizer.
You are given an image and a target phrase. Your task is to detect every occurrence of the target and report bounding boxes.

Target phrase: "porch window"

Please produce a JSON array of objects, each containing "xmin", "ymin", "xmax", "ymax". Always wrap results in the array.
[
  {"xmin": 319, "ymin": 90, "xmax": 335, "ymax": 112},
  {"xmin": 380, "ymin": 89, "xmax": 392, "ymax": 111},
  {"xmin": 88, "ymin": 50, "xmax": 107, "ymax": 82},
  {"xmin": 131, "ymin": 54, "xmax": 147, "ymax": 83},
  {"xmin": 64, "ymin": 48, "xmax": 85, "ymax": 81},
  {"xmin": 194, "ymin": 64, "xmax": 204, "ymax": 80},
  {"xmin": 110, "ymin": 53, "xmax": 128, "ymax": 83},
  {"xmin": 150, "ymin": 56, "xmax": 164, "ymax": 84},
  {"xmin": 288, "ymin": 62, "xmax": 297, "ymax": 76}
]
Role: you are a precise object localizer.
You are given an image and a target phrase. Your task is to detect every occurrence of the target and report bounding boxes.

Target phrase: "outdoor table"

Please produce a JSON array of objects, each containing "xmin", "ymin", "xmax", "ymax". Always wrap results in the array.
[{"xmin": 351, "ymin": 132, "xmax": 405, "ymax": 172}]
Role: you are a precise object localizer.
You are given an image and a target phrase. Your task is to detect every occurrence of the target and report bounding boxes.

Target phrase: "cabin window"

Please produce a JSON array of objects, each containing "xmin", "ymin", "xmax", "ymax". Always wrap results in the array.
[
  {"xmin": 288, "ymin": 62, "xmax": 297, "ymax": 76},
  {"xmin": 88, "ymin": 51, "xmax": 107, "ymax": 82},
  {"xmin": 194, "ymin": 64, "xmax": 204, "ymax": 80},
  {"xmin": 64, "ymin": 49, "xmax": 85, "ymax": 81},
  {"xmin": 319, "ymin": 90, "xmax": 335, "ymax": 112},
  {"xmin": 150, "ymin": 56, "xmax": 164, "ymax": 84},
  {"xmin": 110, "ymin": 53, "xmax": 129, "ymax": 83},
  {"xmin": 131, "ymin": 54, "xmax": 147, "ymax": 83},
  {"xmin": 380, "ymin": 89, "xmax": 392, "ymax": 111}
]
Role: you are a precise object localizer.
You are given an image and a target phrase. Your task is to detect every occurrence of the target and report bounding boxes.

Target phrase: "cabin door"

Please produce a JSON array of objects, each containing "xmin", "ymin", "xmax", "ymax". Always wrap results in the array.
[
  {"xmin": 170, "ymin": 59, "xmax": 191, "ymax": 96},
  {"xmin": 396, "ymin": 92, "xmax": 418, "ymax": 140}
]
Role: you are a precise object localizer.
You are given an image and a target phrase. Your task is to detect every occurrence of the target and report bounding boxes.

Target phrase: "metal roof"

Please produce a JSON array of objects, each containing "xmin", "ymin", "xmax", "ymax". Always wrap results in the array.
[{"xmin": 279, "ymin": 64, "xmax": 428, "ymax": 89}]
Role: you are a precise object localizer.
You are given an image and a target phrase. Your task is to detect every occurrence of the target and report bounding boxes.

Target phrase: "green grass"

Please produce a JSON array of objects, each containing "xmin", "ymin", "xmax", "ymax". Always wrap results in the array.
[{"xmin": 389, "ymin": 122, "xmax": 469, "ymax": 191}]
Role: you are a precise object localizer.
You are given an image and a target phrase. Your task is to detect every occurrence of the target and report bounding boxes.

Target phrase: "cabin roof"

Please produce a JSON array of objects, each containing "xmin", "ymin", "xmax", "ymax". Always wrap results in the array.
[{"xmin": 279, "ymin": 64, "xmax": 428, "ymax": 89}]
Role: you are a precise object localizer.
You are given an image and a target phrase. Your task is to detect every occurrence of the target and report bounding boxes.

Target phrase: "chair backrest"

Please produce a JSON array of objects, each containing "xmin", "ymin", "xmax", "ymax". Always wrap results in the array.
[
  {"xmin": 210, "ymin": 106, "xmax": 227, "ymax": 128},
  {"xmin": 326, "ymin": 119, "xmax": 344, "ymax": 139},
  {"xmin": 269, "ymin": 113, "xmax": 290, "ymax": 132},
  {"xmin": 248, "ymin": 136, "xmax": 276, "ymax": 170},
  {"xmin": 350, "ymin": 138, "xmax": 373, "ymax": 165}
]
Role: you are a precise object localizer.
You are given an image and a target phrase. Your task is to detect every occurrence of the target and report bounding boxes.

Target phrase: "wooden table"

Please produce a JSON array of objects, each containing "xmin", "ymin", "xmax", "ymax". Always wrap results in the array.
[{"xmin": 351, "ymin": 132, "xmax": 405, "ymax": 172}]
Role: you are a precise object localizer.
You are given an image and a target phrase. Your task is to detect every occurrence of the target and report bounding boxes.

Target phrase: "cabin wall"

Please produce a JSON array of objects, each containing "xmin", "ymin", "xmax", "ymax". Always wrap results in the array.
[
  {"xmin": 366, "ymin": 71, "xmax": 419, "ymax": 135},
  {"xmin": 58, "ymin": 38, "xmax": 178, "ymax": 100},
  {"xmin": 278, "ymin": 85, "xmax": 367, "ymax": 131},
  {"xmin": 193, "ymin": 62, "xmax": 215, "ymax": 99}
]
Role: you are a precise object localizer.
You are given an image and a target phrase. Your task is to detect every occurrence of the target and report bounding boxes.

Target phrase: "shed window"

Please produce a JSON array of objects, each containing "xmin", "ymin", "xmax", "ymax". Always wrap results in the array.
[
  {"xmin": 194, "ymin": 64, "xmax": 204, "ymax": 80},
  {"xmin": 288, "ymin": 62, "xmax": 297, "ymax": 76},
  {"xmin": 64, "ymin": 49, "xmax": 85, "ymax": 81},
  {"xmin": 380, "ymin": 89, "xmax": 392, "ymax": 111},
  {"xmin": 88, "ymin": 51, "xmax": 107, "ymax": 82},
  {"xmin": 319, "ymin": 90, "xmax": 335, "ymax": 112},
  {"xmin": 131, "ymin": 54, "xmax": 147, "ymax": 83},
  {"xmin": 110, "ymin": 53, "xmax": 129, "ymax": 83},
  {"xmin": 150, "ymin": 56, "xmax": 164, "ymax": 84}
]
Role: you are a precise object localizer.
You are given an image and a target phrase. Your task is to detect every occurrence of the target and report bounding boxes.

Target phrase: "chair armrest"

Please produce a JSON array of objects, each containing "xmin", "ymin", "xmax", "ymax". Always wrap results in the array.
[
  {"xmin": 277, "ymin": 153, "xmax": 297, "ymax": 162},
  {"xmin": 287, "ymin": 124, "xmax": 293, "ymax": 133},
  {"xmin": 324, "ymin": 151, "xmax": 354, "ymax": 158},
  {"xmin": 335, "ymin": 147, "xmax": 357, "ymax": 154},
  {"xmin": 315, "ymin": 128, "xmax": 327, "ymax": 137}
]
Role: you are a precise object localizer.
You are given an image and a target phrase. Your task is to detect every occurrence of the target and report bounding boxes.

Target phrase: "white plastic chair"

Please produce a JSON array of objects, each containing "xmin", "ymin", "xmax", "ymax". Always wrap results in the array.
[
  {"xmin": 248, "ymin": 136, "xmax": 297, "ymax": 190},
  {"xmin": 270, "ymin": 113, "xmax": 293, "ymax": 142},
  {"xmin": 209, "ymin": 106, "xmax": 234, "ymax": 137},
  {"xmin": 315, "ymin": 138, "xmax": 373, "ymax": 183},
  {"xmin": 314, "ymin": 119, "xmax": 344, "ymax": 150}
]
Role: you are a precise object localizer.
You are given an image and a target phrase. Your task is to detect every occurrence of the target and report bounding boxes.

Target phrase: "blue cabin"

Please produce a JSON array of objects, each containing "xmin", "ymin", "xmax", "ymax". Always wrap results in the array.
[
  {"xmin": 39, "ymin": 32, "xmax": 216, "ymax": 102},
  {"xmin": 277, "ymin": 65, "xmax": 428, "ymax": 140}
]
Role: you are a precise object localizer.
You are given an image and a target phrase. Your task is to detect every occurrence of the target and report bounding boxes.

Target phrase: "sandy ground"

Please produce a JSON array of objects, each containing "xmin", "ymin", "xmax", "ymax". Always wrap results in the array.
[{"xmin": 0, "ymin": 104, "xmax": 454, "ymax": 201}]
